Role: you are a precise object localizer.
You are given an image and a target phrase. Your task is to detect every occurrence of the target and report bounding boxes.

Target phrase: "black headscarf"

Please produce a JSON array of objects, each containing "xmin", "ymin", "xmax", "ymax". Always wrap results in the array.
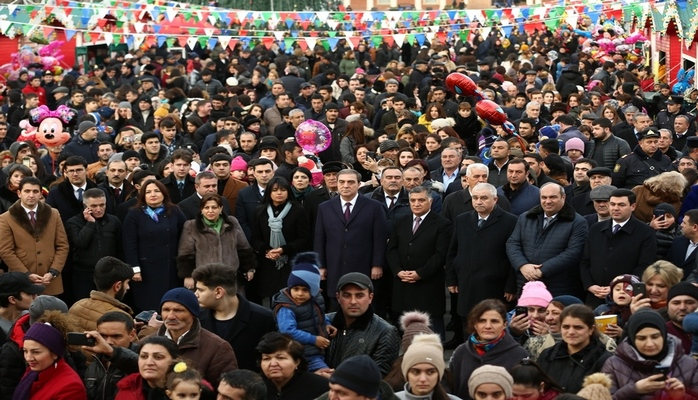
[{"xmin": 625, "ymin": 309, "xmax": 668, "ymax": 361}]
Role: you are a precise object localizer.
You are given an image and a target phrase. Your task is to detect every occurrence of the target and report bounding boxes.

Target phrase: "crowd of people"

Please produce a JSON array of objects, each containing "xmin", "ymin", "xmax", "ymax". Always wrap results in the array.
[{"xmin": 0, "ymin": 23, "xmax": 698, "ymax": 400}]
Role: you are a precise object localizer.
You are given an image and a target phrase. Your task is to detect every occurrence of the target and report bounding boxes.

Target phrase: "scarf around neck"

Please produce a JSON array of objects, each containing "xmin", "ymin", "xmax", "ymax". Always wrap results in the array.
[
  {"xmin": 143, "ymin": 206, "xmax": 165, "ymax": 222},
  {"xmin": 203, "ymin": 215, "xmax": 223, "ymax": 234},
  {"xmin": 268, "ymin": 202, "xmax": 292, "ymax": 270},
  {"xmin": 470, "ymin": 330, "xmax": 506, "ymax": 356}
]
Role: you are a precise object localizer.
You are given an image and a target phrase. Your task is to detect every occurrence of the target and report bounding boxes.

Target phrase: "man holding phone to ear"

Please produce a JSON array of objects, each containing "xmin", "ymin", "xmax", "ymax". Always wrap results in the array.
[{"xmin": 580, "ymin": 189, "xmax": 658, "ymax": 307}]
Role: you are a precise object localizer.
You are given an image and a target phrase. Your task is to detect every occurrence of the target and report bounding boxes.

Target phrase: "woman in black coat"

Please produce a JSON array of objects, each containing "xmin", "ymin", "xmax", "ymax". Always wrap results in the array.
[
  {"xmin": 122, "ymin": 179, "xmax": 187, "ymax": 312},
  {"xmin": 0, "ymin": 164, "xmax": 32, "ymax": 213},
  {"xmin": 537, "ymin": 304, "xmax": 612, "ymax": 393},
  {"xmin": 251, "ymin": 177, "xmax": 310, "ymax": 300}
]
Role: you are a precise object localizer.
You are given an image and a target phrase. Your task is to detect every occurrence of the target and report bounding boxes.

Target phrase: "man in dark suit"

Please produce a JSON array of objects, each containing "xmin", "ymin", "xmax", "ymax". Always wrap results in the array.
[
  {"xmin": 193, "ymin": 263, "xmax": 277, "ymax": 372},
  {"xmin": 304, "ymin": 161, "xmax": 343, "ymax": 236},
  {"xmin": 178, "ymin": 171, "xmax": 232, "ymax": 220},
  {"xmin": 369, "ymin": 166, "xmax": 410, "ymax": 233},
  {"xmin": 443, "ymin": 163, "xmax": 511, "ymax": 221},
  {"xmin": 580, "ymin": 189, "xmax": 657, "ymax": 306},
  {"xmin": 159, "ymin": 149, "xmax": 196, "ymax": 204},
  {"xmin": 99, "ymin": 159, "xmax": 135, "ymax": 216},
  {"xmin": 47, "ymin": 156, "xmax": 99, "ymax": 224},
  {"xmin": 315, "ymin": 169, "xmax": 387, "ymax": 309},
  {"xmin": 667, "ymin": 209, "xmax": 698, "ymax": 280},
  {"xmin": 387, "ymin": 186, "xmax": 452, "ymax": 338},
  {"xmin": 235, "ymin": 158, "xmax": 274, "ymax": 242},
  {"xmin": 446, "ymin": 183, "xmax": 518, "ymax": 343}
]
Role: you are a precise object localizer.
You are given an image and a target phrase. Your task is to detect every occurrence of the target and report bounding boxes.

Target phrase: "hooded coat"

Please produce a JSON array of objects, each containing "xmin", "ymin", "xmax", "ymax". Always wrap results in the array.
[{"xmin": 631, "ymin": 171, "xmax": 686, "ymax": 223}]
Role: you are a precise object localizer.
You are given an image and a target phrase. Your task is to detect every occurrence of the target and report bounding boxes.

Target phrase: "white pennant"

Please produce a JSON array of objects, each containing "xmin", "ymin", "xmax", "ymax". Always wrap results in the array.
[
  {"xmin": 273, "ymin": 31, "xmax": 285, "ymax": 41},
  {"xmin": 133, "ymin": 22, "xmax": 144, "ymax": 33},
  {"xmin": 316, "ymin": 11, "xmax": 329, "ymax": 22},
  {"xmin": 187, "ymin": 36, "xmax": 198, "ymax": 50},
  {"xmin": 345, "ymin": 35, "xmax": 355, "ymax": 49},
  {"xmin": 165, "ymin": 8, "xmax": 178, "ymax": 21},
  {"xmin": 237, "ymin": 11, "xmax": 248, "ymax": 22},
  {"xmin": 132, "ymin": 34, "xmax": 145, "ymax": 48},
  {"xmin": 218, "ymin": 36, "xmax": 231, "ymax": 50},
  {"xmin": 305, "ymin": 37, "xmax": 318, "ymax": 50},
  {"xmin": 393, "ymin": 33, "xmax": 405, "ymax": 48},
  {"xmin": 0, "ymin": 20, "xmax": 11, "ymax": 35},
  {"xmin": 103, "ymin": 32, "xmax": 113, "ymax": 44},
  {"xmin": 204, "ymin": 27, "xmax": 215, "ymax": 36}
]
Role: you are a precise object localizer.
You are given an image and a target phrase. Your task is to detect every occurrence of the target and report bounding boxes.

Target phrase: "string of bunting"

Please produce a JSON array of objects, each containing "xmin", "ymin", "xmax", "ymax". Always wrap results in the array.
[{"xmin": 0, "ymin": 0, "xmax": 688, "ymax": 51}]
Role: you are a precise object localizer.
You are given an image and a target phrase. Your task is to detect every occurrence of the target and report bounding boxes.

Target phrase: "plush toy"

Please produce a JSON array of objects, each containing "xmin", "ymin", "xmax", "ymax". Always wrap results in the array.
[{"xmin": 28, "ymin": 105, "xmax": 76, "ymax": 147}]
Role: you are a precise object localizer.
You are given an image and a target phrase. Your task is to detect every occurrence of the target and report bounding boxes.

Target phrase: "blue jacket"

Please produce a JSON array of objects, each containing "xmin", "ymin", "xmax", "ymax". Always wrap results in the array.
[
  {"xmin": 273, "ymin": 289, "xmax": 329, "ymax": 359},
  {"xmin": 497, "ymin": 181, "xmax": 540, "ymax": 216},
  {"xmin": 63, "ymin": 134, "xmax": 100, "ymax": 164}
]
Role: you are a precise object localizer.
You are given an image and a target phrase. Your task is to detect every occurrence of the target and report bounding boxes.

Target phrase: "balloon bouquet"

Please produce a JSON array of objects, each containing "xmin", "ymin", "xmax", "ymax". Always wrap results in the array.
[
  {"xmin": 445, "ymin": 73, "xmax": 526, "ymax": 164},
  {"xmin": 0, "ymin": 42, "xmax": 65, "ymax": 82},
  {"xmin": 294, "ymin": 120, "xmax": 332, "ymax": 187}
]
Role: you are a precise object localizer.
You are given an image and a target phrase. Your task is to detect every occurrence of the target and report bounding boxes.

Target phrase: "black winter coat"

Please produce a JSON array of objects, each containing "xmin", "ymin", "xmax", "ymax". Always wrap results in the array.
[
  {"xmin": 263, "ymin": 370, "xmax": 329, "ymax": 400},
  {"xmin": 65, "ymin": 213, "xmax": 123, "ymax": 271},
  {"xmin": 84, "ymin": 343, "xmax": 139, "ymax": 400},
  {"xmin": 556, "ymin": 69, "xmax": 585, "ymax": 101},
  {"xmin": 46, "ymin": 179, "xmax": 100, "ymax": 224},
  {"xmin": 538, "ymin": 336, "xmax": 612, "ymax": 393}
]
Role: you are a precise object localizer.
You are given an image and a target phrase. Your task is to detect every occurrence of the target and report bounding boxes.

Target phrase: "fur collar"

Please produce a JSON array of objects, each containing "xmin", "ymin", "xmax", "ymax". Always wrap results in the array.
[
  {"xmin": 525, "ymin": 201, "xmax": 577, "ymax": 221},
  {"xmin": 8, "ymin": 201, "xmax": 53, "ymax": 237}
]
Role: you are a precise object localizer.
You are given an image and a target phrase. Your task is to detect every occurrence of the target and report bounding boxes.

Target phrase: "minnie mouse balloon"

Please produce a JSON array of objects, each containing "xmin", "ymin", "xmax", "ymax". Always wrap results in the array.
[
  {"xmin": 295, "ymin": 120, "xmax": 332, "ymax": 154},
  {"xmin": 475, "ymin": 100, "xmax": 508, "ymax": 126},
  {"xmin": 445, "ymin": 73, "xmax": 480, "ymax": 97}
]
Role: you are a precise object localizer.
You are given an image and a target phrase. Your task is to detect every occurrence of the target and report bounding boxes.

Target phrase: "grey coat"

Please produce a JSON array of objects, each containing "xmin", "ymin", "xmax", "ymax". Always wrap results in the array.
[{"xmin": 506, "ymin": 202, "xmax": 589, "ymax": 297}]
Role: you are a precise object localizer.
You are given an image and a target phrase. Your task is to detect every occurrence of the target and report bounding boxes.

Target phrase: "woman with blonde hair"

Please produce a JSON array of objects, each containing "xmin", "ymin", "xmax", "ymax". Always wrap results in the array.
[{"xmin": 630, "ymin": 261, "xmax": 684, "ymax": 318}]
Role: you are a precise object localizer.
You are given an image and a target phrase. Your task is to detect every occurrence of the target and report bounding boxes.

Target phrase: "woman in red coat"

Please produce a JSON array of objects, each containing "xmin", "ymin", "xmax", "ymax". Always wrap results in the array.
[
  {"xmin": 115, "ymin": 336, "xmax": 180, "ymax": 400},
  {"xmin": 12, "ymin": 311, "xmax": 87, "ymax": 400}
]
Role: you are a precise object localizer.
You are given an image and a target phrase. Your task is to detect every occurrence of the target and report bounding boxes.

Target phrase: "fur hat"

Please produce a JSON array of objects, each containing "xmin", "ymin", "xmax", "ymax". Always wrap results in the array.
[
  {"xmin": 576, "ymin": 373, "xmax": 612, "ymax": 400},
  {"xmin": 430, "ymin": 118, "xmax": 455, "ymax": 131},
  {"xmin": 399, "ymin": 311, "xmax": 433, "ymax": 353}
]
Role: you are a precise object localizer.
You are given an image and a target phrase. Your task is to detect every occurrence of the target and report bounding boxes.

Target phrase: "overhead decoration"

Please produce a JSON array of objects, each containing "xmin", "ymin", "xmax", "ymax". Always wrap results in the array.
[{"xmin": 0, "ymin": 0, "xmax": 663, "ymax": 52}]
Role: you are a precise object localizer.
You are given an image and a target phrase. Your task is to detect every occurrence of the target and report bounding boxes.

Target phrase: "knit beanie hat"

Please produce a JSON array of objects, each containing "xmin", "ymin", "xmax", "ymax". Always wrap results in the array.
[
  {"xmin": 468, "ymin": 365, "xmax": 513, "ymax": 399},
  {"xmin": 231, "ymin": 156, "xmax": 248, "ymax": 172},
  {"xmin": 609, "ymin": 274, "xmax": 640, "ymax": 295},
  {"xmin": 518, "ymin": 281, "xmax": 553, "ymax": 308},
  {"xmin": 551, "ymin": 295, "xmax": 583, "ymax": 307},
  {"xmin": 565, "ymin": 137, "xmax": 585, "ymax": 152},
  {"xmin": 379, "ymin": 140, "xmax": 399, "ymax": 153},
  {"xmin": 122, "ymin": 150, "xmax": 140, "ymax": 161},
  {"xmin": 576, "ymin": 373, "xmax": 613, "ymax": 400},
  {"xmin": 78, "ymin": 121, "xmax": 96, "ymax": 136},
  {"xmin": 118, "ymin": 101, "xmax": 132, "ymax": 110},
  {"xmin": 153, "ymin": 106, "xmax": 169, "ymax": 118},
  {"xmin": 668, "ymin": 281, "xmax": 698, "ymax": 303},
  {"xmin": 626, "ymin": 309, "xmax": 666, "ymax": 349},
  {"xmin": 401, "ymin": 334, "xmax": 445, "ymax": 380},
  {"xmin": 330, "ymin": 355, "xmax": 381, "ymax": 398},
  {"xmin": 29, "ymin": 295, "xmax": 68, "ymax": 324},
  {"xmin": 161, "ymin": 288, "xmax": 200, "ymax": 317},
  {"xmin": 287, "ymin": 252, "xmax": 321, "ymax": 297},
  {"xmin": 399, "ymin": 311, "xmax": 434, "ymax": 353},
  {"xmin": 24, "ymin": 322, "xmax": 65, "ymax": 356}
]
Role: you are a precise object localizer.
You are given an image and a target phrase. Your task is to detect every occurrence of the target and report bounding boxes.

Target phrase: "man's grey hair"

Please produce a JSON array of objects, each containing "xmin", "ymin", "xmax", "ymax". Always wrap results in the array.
[
  {"xmin": 466, "ymin": 163, "xmax": 489, "ymax": 177},
  {"xmin": 472, "ymin": 182, "xmax": 497, "ymax": 197},
  {"xmin": 289, "ymin": 109, "xmax": 304, "ymax": 118}
]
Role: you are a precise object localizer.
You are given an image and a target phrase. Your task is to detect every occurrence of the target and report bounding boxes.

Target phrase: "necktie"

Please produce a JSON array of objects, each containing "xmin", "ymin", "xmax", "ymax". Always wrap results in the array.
[
  {"xmin": 114, "ymin": 188, "xmax": 121, "ymax": 198},
  {"xmin": 542, "ymin": 217, "xmax": 550, "ymax": 230},
  {"xmin": 177, "ymin": 181, "xmax": 185, "ymax": 196},
  {"xmin": 330, "ymin": 191, "xmax": 337, "ymax": 198},
  {"xmin": 613, "ymin": 224, "xmax": 621, "ymax": 235},
  {"xmin": 388, "ymin": 196, "xmax": 396, "ymax": 209},
  {"xmin": 413, "ymin": 217, "xmax": 421, "ymax": 234},
  {"xmin": 344, "ymin": 202, "xmax": 351, "ymax": 221},
  {"xmin": 28, "ymin": 211, "xmax": 35, "ymax": 227},
  {"xmin": 478, "ymin": 218, "xmax": 485, "ymax": 228},
  {"xmin": 76, "ymin": 188, "xmax": 84, "ymax": 202}
]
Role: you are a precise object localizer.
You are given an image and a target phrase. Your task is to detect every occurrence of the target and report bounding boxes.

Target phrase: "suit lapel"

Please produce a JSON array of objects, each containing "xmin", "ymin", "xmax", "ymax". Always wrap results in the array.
[
  {"xmin": 412, "ymin": 212, "xmax": 434, "ymax": 238},
  {"xmin": 345, "ymin": 196, "xmax": 366, "ymax": 224}
]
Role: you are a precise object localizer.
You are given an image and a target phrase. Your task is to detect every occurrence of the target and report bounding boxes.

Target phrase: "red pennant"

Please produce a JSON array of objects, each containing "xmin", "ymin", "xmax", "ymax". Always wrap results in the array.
[
  {"xmin": 606, "ymin": 8, "xmax": 622, "ymax": 21},
  {"xmin": 239, "ymin": 30, "xmax": 248, "ymax": 37},
  {"xmin": 348, "ymin": 36, "xmax": 361, "ymax": 48},
  {"xmin": 436, "ymin": 31, "xmax": 447, "ymax": 42},
  {"xmin": 45, "ymin": 6, "xmax": 53, "ymax": 15},
  {"xmin": 309, "ymin": 30, "xmax": 318, "ymax": 37},
  {"xmin": 262, "ymin": 36, "xmax": 274, "ymax": 49},
  {"xmin": 97, "ymin": 18, "xmax": 108, "ymax": 28},
  {"xmin": 298, "ymin": 39, "xmax": 308, "ymax": 51},
  {"xmin": 300, "ymin": 21, "xmax": 311, "ymax": 30},
  {"xmin": 352, "ymin": 13, "xmax": 362, "ymax": 21},
  {"xmin": 228, "ymin": 39, "xmax": 238, "ymax": 50},
  {"xmin": 64, "ymin": 7, "xmax": 72, "ymax": 15},
  {"xmin": 30, "ymin": 10, "xmax": 38, "ymax": 19},
  {"xmin": 383, "ymin": 36, "xmax": 394, "ymax": 46}
]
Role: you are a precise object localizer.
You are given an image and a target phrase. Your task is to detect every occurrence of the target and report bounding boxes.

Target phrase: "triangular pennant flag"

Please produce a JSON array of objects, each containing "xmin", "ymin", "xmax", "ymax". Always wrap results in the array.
[
  {"xmin": 198, "ymin": 37, "xmax": 208, "ymax": 48},
  {"xmin": 133, "ymin": 33, "xmax": 146, "ymax": 48},
  {"xmin": 284, "ymin": 37, "xmax": 295, "ymax": 50},
  {"xmin": 165, "ymin": 7, "xmax": 178, "ymax": 21},
  {"xmin": 187, "ymin": 36, "xmax": 198, "ymax": 50},
  {"xmin": 113, "ymin": 34, "xmax": 122, "ymax": 44},
  {"xmin": 204, "ymin": 28, "xmax": 215, "ymax": 36},
  {"xmin": 347, "ymin": 35, "xmax": 361, "ymax": 49},
  {"xmin": 157, "ymin": 35, "xmax": 167, "ymax": 47},
  {"xmin": 228, "ymin": 39, "xmax": 238, "ymax": 50},
  {"xmin": 262, "ymin": 36, "xmax": 274, "ymax": 50},
  {"xmin": 316, "ymin": 11, "xmax": 329, "ymax": 21},
  {"xmin": 218, "ymin": 36, "xmax": 231, "ymax": 50},
  {"xmin": 273, "ymin": 31, "xmax": 285, "ymax": 41},
  {"xmin": 236, "ymin": 11, "xmax": 248, "ymax": 22},
  {"xmin": 133, "ymin": 22, "xmax": 144, "ymax": 33},
  {"xmin": 166, "ymin": 37, "xmax": 176, "ymax": 48},
  {"xmin": 297, "ymin": 38, "xmax": 308, "ymax": 51},
  {"xmin": 392, "ymin": 33, "xmax": 405, "ymax": 47},
  {"xmin": 305, "ymin": 36, "xmax": 318, "ymax": 51},
  {"xmin": 207, "ymin": 38, "xmax": 218, "ymax": 49},
  {"xmin": 103, "ymin": 32, "xmax": 113, "ymax": 44},
  {"xmin": 65, "ymin": 29, "xmax": 77, "ymax": 41}
]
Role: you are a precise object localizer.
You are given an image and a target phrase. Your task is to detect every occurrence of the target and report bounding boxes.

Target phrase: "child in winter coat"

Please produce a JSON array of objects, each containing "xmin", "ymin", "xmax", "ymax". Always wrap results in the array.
[{"xmin": 594, "ymin": 274, "xmax": 639, "ymax": 340}]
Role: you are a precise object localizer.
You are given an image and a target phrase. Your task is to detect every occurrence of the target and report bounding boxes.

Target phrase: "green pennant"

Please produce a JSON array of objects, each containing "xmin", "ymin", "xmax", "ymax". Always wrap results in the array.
[
  {"xmin": 371, "ymin": 36, "xmax": 383, "ymax": 47},
  {"xmin": 334, "ymin": 13, "xmax": 344, "ymax": 21},
  {"xmin": 188, "ymin": 27, "xmax": 197, "ymax": 35},
  {"xmin": 254, "ymin": 19, "xmax": 263, "ymax": 28},
  {"xmin": 484, "ymin": 9, "xmax": 495, "ymax": 19},
  {"xmin": 262, "ymin": 12, "xmax": 272, "ymax": 20},
  {"xmin": 166, "ymin": 37, "xmax": 176, "ymax": 47},
  {"xmin": 114, "ymin": 9, "xmax": 123, "ymax": 18},
  {"xmin": 284, "ymin": 37, "xmax": 295, "ymax": 49},
  {"xmin": 255, "ymin": 31, "xmax": 264, "ymax": 37},
  {"xmin": 327, "ymin": 31, "xmax": 336, "ymax": 37},
  {"xmin": 321, "ymin": 39, "xmax": 330, "ymax": 51},
  {"xmin": 113, "ymin": 34, "xmax": 121, "ymax": 44},
  {"xmin": 198, "ymin": 36, "xmax": 207, "ymax": 48},
  {"xmin": 406, "ymin": 34, "xmax": 414, "ymax": 45},
  {"xmin": 544, "ymin": 17, "xmax": 559, "ymax": 31},
  {"xmin": 182, "ymin": 12, "xmax": 192, "ymax": 21},
  {"xmin": 459, "ymin": 30, "xmax": 469, "ymax": 41},
  {"xmin": 115, "ymin": 21, "xmax": 124, "ymax": 28},
  {"xmin": 22, "ymin": 24, "xmax": 32, "ymax": 36},
  {"xmin": 84, "ymin": 32, "xmax": 92, "ymax": 42}
]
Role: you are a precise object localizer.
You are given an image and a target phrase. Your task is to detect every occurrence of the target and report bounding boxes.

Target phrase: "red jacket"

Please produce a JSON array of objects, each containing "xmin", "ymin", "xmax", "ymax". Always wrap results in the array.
[
  {"xmin": 21, "ymin": 85, "xmax": 46, "ymax": 106},
  {"xmin": 18, "ymin": 358, "xmax": 87, "ymax": 400},
  {"xmin": 115, "ymin": 373, "xmax": 148, "ymax": 400}
]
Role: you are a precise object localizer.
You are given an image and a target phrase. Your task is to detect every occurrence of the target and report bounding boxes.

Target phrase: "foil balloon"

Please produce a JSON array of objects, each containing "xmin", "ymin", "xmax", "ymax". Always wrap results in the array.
[
  {"xmin": 475, "ymin": 100, "xmax": 508, "ymax": 126},
  {"xmin": 295, "ymin": 120, "xmax": 332, "ymax": 154},
  {"xmin": 445, "ymin": 73, "xmax": 481, "ymax": 98}
]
